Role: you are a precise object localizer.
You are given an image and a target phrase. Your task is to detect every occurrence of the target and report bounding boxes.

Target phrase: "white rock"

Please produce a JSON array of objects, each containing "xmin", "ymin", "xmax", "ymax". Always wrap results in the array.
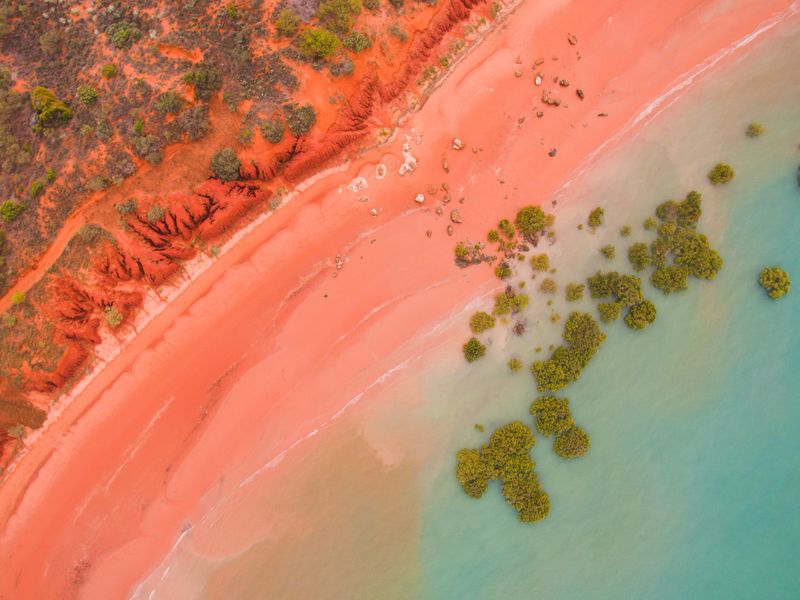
[
  {"xmin": 347, "ymin": 176, "xmax": 368, "ymax": 193},
  {"xmin": 375, "ymin": 163, "xmax": 387, "ymax": 179},
  {"xmin": 369, "ymin": 208, "xmax": 378, "ymax": 216},
  {"xmin": 535, "ymin": 75, "xmax": 543, "ymax": 86},
  {"xmin": 414, "ymin": 194, "xmax": 425, "ymax": 204},
  {"xmin": 452, "ymin": 138, "xmax": 464, "ymax": 150}
]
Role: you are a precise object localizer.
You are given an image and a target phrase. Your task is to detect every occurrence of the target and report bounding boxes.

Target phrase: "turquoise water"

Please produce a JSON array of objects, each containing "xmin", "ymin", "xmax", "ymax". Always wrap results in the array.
[
  {"xmin": 135, "ymin": 17, "xmax": 800, "ymax": 599},
  {"xmin": 417, "ymin": 20, "xmax": 800, "ymax": 600}
]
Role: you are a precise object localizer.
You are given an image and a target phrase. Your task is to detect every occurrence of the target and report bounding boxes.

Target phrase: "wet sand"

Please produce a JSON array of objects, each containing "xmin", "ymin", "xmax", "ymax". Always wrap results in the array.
[{"xmin": 0, "ymin": 0, "xmax": 793, "ymax": 597}]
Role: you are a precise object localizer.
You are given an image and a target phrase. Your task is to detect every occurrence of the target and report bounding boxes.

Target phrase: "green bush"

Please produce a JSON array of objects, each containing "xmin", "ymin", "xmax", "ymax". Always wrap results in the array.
[
  {"xmin": 493, "ymin": 292, "xmax": 529, "ymax": 315},
  {"xmin": 650, "ymin": 265, "xmax": 689, "ymax": 294},
  {"xmin": 495, "ymin": 261, "xmax": 511, "ymax": 279},
  {"xmin": 553, "ymin": 426, "xmax": 590, "ymax": 458},
  {"xmin": 565, "ymin": 283, "xmax": 584, "ymax": 302},
  {"xmin": 469, "ymin": 311, "xmax": 495, "ymax": 333},
  {"xmin": 300, "ymin": 28, "xmax": 340, "ymax": 60},
  {"xmin": 0, "ymin": 200, "xmax": 25, "ymax": 222},
  {"xmin": 508, "ymin": 358, "xmax": 523, "ymax": 372},
  {"xmin": 285, "ymin": 103, "xmax": 317, "ymax": 136},
  {"xmin": 31, "ymin": 87, "xmax": 73, "ymax": 128},
  {"xmin": 154, "ymin": 91, "xmax": 185, "ymax": 115},
  {"xmin": 100, "ymin": 63, "xmax": 118, "ymax": 79},
  {"xmin": 455, "ymin": 448, "xmax": 490, "ymax": 498},
  {"xmin": 275, "ymin": 8, "xmax": 301, "ymax": 37},
  {"xmin": 463, "ymin": 337, "xmax": 486, "ymax": 362},
  {"xmin": 487, "ymin": 229, "xmax": 500, "ymax": 242},
  {"xmin": 538, "ymin": 278, "xmax": 557, "ymax": 294},
  {"xmin": 183, "ymin": 63, "xmax": 223, "ymax": 100},
  {"xmin": 364, "ymin": 0, "xmax": 380, "ymax": 9},
  {"xmin": 587, "ymin": 207, "xmax": 604, "ymax": 230},
  {"xmin": 708, "ymin": 163, "xmax": 735, "ymax": 185},
  {"xmin": 624, "ymin": 299, "xmax": 657, "ymax": 330},
  {"xmin": 597, "ymin": 301, "xmax": 622, "ymax": 323},
  {"xmin": 10, "ymin": 291, "xmax": 25, "ymax": 305},
  {"xmin": 746, "ymin": 122, "xmax": 764, "ymax": 138},
  {"xmin": 627, "ymin": 242, "xmax": 651, "ymax": 272},
  {"xmin": 318, "ymin": 0, "xmax": 362, "ymax": 34},
  {"xmin": 210, "ymin": 147, "xmax": 241, "ymax": 181},
  {"xmin": 387, "ymin": 23, "xmax": 407, "ymax": 42},
  {"xmin": 758, "ymin": 266, "xmax": 791, "ymax": 300},
  {"xmin": 530, "ymin": 396, "xmax": 573, "ymax": 436},
  {"xmin": 106, "ymin": 21, "xmax": 142, "ymax": 50},
  {"xmin": 116, "ymin": 199, "xmax": 137, "ymax": 214},
  {"xmin": 530, "ymin": 253, "xmax": 549, "ymax": 271},
  {"xmin": 343, "ymin": 30, "xmax": 372, "ymax": 52},
  {"xmin": 261, "ymin": 117, "xmax": 285, "ymax": 144},
  {"xmin": 498, "ymin": 218, "xmax": 515, "ymax": 239},
  {"xmin": 514, "ymin": 205, "xmax": 552, "ymax": 242},
  {"xmin": 600, "ymin": 245, "xmax": 615, "ymax": 260},
  {"xmin": 76, "ymin": 84, "xmax": 98, "ymax": 105}
]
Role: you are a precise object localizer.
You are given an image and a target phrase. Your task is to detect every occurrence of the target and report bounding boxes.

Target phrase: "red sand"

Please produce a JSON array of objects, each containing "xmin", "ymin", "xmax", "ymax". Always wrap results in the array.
[{"xmin": 0, "ymin": 0, "xmax": 792, "ymax": 596}]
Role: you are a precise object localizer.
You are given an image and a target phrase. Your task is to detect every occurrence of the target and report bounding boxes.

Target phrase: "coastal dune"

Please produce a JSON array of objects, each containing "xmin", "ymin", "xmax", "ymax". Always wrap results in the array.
[{"xmin": 0, "ymin": 0, "xmax": 794, "ymax": 597}]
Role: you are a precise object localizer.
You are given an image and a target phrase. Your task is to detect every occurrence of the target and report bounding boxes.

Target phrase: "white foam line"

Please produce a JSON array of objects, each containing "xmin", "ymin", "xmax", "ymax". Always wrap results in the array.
[{"xmin": 554, "ymin": 2, "xmax": 799, "ymax": 198}]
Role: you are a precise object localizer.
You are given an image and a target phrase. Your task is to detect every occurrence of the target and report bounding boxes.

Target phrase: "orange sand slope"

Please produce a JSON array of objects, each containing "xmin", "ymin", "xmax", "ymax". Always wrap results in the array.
[{"xmin": 0, "ymin": 0, "xmax": 792, "ymax": 597}]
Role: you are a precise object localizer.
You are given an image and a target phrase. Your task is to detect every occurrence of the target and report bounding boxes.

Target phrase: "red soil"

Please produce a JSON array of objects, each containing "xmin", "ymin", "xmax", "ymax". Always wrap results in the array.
[{"xmin": 0, "ymin": 0, "xmax": 794, "ymax": 597}]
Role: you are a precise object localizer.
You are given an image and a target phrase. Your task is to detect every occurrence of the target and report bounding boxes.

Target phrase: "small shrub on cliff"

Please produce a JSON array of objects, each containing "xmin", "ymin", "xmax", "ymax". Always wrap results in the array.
[
  {"xmin": 100, "ymin": 63, "xmax": 118, "ymax": 79},
  {"xmin": 31, "ymin": 87, "xmax": 73, "ymax": 128},
  {"xmin": 344, "ymin": 31, "xmax": 372, "ymax": 52},
  {"xmin": 708, "ymin": 163, "xmax": 735, "ymax": 185},
  {"xmin": 261, "ymin": 117, "xmax": 285, "ymax": 144},
  {"xmin": 758, "ymin": 266, "xmax": 791, "ymax": 300},
  {"xmin": 275, "ymin": 9, "xmax": 301, "ymax": 37},
  {"xmin": 463, "ymin": 337, "xmax": 486, "ymax": 362},
  {"xmin": 104, "ymin": 305, "xmax": 123, "ymax": 329},
  {"xmin": 318, "ymin": 0, "xmax": 362, "ymax": 34},
  {"xmin": 76, "ymin": 84, "xmax": 99, "ymax": 106},
  {"xmin": 0, "ymin": 200, "xmax": 25, "ymax": 222},
  {"xmin": 183, "ymin": 63, "xmax": 223, "ymax": 100},
  {"xmin": 210, "ymin": 147, "xmax": 241, "ymax": 181},
  {"xmin": 154, "ymin": 91, "xmax": 185, "ymax": 115},
  {"xmin": 106, "ymin": 21, "xmax": 142, "ymax": 50},
  {"xmin": 147, "ymin": 204, "xmax": 166, "ymax": 222},
  {"xmin": 300, "ymin": 28, "xmax": 340, "ymax": 60},
  {"xmin": 284, "ymin": 103, "xmax": 317, "ymax": 136}
]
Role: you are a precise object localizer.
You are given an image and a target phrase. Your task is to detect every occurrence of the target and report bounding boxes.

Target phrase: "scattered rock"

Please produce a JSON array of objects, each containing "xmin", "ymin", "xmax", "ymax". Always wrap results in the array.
[
  {"xmin": 399, "ymin": 141, "xmax": 418, "ymax": 175},
  {"xmin": 450, "ymin": 209, "xmax": 463, "ymax": 223},
  {"xmin": 514, "ymin": 56, "xmax": 522, "ymax": 64},
  {"xmin": 369, "ymin": 208, "xmax": 378, "ymax": 216},
  {"xmin": 598, "ymin": 112, "xmax": 608, "ymax": 117},
  {"xmin": 426, "ymin": 230, "xmax": 433, "ymax": 238},
  {"xmin": 356, "ymin": 195, "xmax": 369, "ymax": 202},
  {"xmin": 347, "ymin": 176, "xmax": 368, "ymax": 193},
  {"xmin": 542, "ymin": 90, "xmax": 561, "ymax": 106},
  {"xmin": 576, "ymin": 88, "xmax": 585, "ymax": 100},
  {"xmin": 414, "ymin": 193, "xmax": 425, "ymax": 204},
  {"xmin": 505, "ymin": 285, "xmax": 516, "ymax": 298},
  {"xmin": 567, "ymin": 33, "xmax": 578, "ymax": 45},
  {"xmin": 442, "ymin": 193, "xmax": 451, "ymax": 204},
  {"xmin": 427, "ymin": 184, "xmax": 438, "ymax": 195},
  {"xmin": 536, "ymin": 111, "xmax": 544, "ymax": 118},
  {"xmin": 335, "ymin": 255, "xmax": 343, "ymax": 270},
  {"xmin": 441, "ymin": 155, "xmax": 449, "ymax": 172},
  {"xmin": 441, "ymin": 182, "xmax": 449, "ymax": 192},
  {"xmin": 514, "ymin": 70, "xmax": 522, "ymax": 78},
  {"xmin": 534, "ymin": 57, "xmax": 544, "ymax": 66},
  {"xmin": 534, "ymin": 74, "xmax": 543, "ymax": 86},
  {"xmin": 452, "ymin": 138, "xmax": 465, "ymax": 150},
  {"xmin": 548, "ymin": 148, "xmax": 557, "ymax": 157},
  {"xmin": 559, "ymin": 79, "xmax": 569, "ymax": 87},
  {"xmin": 513, "ymin": 320, "xmax": 527, "ymax": 335},
  {"xmin": 447, "ymin": 225, "xmax": 454, "ymax": 236},
  {"xmin": 376, "ymin": 163, "xmax": 387, "ymax": 179},
  {"xmin": 435, "ymin": 205, "xmax": 444, "ymax": 215}
]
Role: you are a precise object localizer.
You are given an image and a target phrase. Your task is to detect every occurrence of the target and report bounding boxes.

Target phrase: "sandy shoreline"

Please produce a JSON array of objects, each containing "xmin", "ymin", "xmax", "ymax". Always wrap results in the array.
[{"xmin": 0, "ymin": 0, "xmax": 794, "ymax": 597}]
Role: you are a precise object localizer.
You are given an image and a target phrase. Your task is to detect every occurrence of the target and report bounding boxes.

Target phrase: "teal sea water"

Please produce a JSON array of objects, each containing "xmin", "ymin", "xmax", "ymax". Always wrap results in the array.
[{"xmin": 135, "ymin": 16, "xmax": 800, "ymax": 599}]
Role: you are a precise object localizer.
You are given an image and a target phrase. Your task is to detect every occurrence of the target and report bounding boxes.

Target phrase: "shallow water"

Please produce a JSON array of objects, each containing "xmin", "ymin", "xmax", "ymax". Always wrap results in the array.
[{"xmin": 135, "ymin": 16, "xmax": 800, "ymax": 600}]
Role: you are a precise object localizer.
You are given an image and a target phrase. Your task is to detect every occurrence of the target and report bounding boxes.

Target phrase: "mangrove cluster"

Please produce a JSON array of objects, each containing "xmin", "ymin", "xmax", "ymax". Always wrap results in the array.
[{"xmin": 758, "ymin": 266, "xmax": 791, "ymax": 299}]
